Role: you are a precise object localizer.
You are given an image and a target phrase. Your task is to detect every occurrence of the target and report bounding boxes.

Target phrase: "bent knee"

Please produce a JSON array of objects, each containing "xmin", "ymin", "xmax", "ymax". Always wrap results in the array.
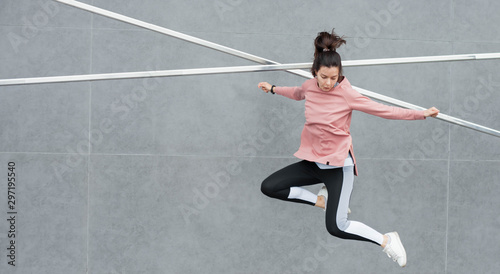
[
  {"xmin": 326, "ymin": 220, "xmax": 350, "ymax": 237},
  {"xmin": 326, "ymin": 225, "xmax": 344, "ymax": 238},
  {"xmin": 260, "ymin": 179, "xmax": 275, "ymax": 197}
]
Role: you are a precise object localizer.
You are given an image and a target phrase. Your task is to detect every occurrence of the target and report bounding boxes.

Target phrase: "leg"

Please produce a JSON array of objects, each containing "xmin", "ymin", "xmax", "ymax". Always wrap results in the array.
[
  {"xmin": 261, "ymin": 160, "xmax": 322, "ymax": 206},
  {"xmin": 323, "ymin": 165, "xmax": 407, "ymax": 266},
  {"xmin": 322, "ymin": 165, "xmax": 384, "ymax": 245}
]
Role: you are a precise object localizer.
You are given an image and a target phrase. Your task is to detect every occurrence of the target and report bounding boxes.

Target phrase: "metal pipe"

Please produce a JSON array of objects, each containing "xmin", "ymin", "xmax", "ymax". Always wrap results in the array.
[
  {"xmin": 54, "ymin": 1, "xmax": 500, "ymax": 68},
  {"xmin": 342, "ymin": 53, "xmax": 500, "ymax": 67},
  {"xmin": 4, "ymin": 67, "xmax": 498, "ymax": 139},
  {"xmin": 0, "ymin": 63, "xmax": 311, "ymax": 86},
  {"xmin": 55, "ymin": 0, "xmax": 276, "ymax": 65},
  {"xmin": 5, "ymin": 52, "xmax": 500, "ymax": 85},
  {"xmin": 353, "ymin": 86, "xmax": 500, "ymax": 138},
  {"xmin": 40, "ymin": 1, "xmax": 500, "ymax": 138}
]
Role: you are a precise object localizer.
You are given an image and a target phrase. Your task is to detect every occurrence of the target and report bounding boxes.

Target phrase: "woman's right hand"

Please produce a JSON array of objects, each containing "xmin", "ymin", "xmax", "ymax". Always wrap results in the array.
[
  {"xmin": 258, "ymin": 82, "xmax": 273, "ymax": 93},
  {"xmin": 424, "ymin": 107, "xmax": 440, "ymax": 117}
]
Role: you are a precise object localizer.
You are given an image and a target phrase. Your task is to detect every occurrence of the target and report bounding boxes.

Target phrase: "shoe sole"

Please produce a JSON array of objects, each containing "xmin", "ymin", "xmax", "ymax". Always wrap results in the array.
[{"xmin": 392, "ymin": 232, "xmax": 407, "ymax": 267}]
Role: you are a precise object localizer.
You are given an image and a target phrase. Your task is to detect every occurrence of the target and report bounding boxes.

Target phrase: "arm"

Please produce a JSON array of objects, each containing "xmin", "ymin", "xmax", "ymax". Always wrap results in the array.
[
  {"xmin": 258, "ymin": 82, "xmax": 305, "ymax": 101},
  {"xmin": 343, "ymin": 88, "xmax": 439, "ymax": 119}
]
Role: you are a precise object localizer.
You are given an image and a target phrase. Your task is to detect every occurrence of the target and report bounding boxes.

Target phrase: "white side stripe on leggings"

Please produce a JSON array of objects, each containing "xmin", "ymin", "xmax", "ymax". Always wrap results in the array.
[
  {"xmin": 338, "ymin": 165, "xmax": 384, "ymax": 245},
  {"xmin": 288, "ymin": 187, "xmax": 318, "ymax": 204}
]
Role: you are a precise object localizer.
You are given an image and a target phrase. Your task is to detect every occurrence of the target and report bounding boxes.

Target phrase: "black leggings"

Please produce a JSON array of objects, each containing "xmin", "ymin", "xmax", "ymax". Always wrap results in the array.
[{"xmin": 261, "ymin": 160, "xmax": 382, "ymax": 245}]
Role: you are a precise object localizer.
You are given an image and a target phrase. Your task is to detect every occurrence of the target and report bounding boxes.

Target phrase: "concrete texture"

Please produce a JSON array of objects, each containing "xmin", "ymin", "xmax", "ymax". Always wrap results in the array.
[{"xmin": 0, "ymin": 0, "xmax": 499, "ymax": 273}]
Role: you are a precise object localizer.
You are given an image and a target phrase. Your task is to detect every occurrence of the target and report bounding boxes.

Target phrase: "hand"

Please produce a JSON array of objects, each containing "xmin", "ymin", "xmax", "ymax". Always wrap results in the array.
[
  {"xmin": 258, "ymin": 82, "xmax": 273, "ymax": 93},
  {"xmin": 424, "ymin": 107, "xmax": 439, "ymax": 117}
]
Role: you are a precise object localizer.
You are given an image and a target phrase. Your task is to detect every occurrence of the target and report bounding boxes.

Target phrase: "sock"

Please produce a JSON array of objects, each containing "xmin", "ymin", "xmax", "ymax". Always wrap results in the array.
[{"xmin": 384, "ymin": 234, "xmax": 391, "ymax": 247}]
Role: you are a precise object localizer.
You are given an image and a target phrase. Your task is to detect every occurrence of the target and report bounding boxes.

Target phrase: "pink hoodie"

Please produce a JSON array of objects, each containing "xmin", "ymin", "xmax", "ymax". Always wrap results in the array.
[{"xmin": 275, "ymin": 77, "xmax": 426, "ymax": 176}]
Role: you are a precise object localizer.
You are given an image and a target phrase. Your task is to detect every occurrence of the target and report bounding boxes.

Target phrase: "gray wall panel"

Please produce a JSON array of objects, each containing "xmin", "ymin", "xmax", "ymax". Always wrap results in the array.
[
  {"xmin": 0, "ymin": 83, "xmax": 90, "ymax": 153},
  {"xmin": 90, "ymin": 79, "xmax": 157, "ymax": 155},
  {"xmin": 450, "ymin": 43, "xmax": 500, "ymax": 161},
  {"xmin": 0, "ymin": 0, "xmax": 92, "ymax": 28},
  {"xmin": 153, "ymin": 73, "xmax": 305, "ymax": 157},
  {"xmin": 0, "ymin": 153, "xmax": 87, "ymax": 273},
  {"xmin": 454, "ymin": 0, "xmax": 500, "ymax": 42},
  {"xmin": 0, "ymin": 27, "xmax": 91, "ymax": 78},
  {"xmin": 352, "ymin": 159, "xmax": 448, "ymax": 273},
  {"xmin": 448, "ymin": 161, "xmax": 500, "ymax": 273}
]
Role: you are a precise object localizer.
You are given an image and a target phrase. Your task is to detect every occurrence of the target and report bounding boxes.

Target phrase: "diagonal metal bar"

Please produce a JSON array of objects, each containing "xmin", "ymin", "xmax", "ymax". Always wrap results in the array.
[
  {"xmin": 49, "ymin": 0, "xmax": 500, "ymax": 138},
  {"xmin": 354, "ymin": 86, "xmax": 500, "ymax": 138},
  {"xmin": 56, "ymin": 0, "xmax": 276, "ymax": 65}
]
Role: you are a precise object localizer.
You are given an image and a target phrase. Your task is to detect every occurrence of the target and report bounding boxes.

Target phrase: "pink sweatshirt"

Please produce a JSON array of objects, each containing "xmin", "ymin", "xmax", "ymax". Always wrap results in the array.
[{"xmin": 275, "ymin": 77, "xmax": 426, "ymax": 176}]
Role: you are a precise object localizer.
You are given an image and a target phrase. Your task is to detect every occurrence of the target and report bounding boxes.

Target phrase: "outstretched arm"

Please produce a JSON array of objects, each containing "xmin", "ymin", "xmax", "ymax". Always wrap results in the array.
[
  {"xmin": 344, "ymin": 88, "xmax": 439, "ymax": 120},
  {"xmin": 257, "ymin": 81, "xmax": 305, "ymax": 101}
]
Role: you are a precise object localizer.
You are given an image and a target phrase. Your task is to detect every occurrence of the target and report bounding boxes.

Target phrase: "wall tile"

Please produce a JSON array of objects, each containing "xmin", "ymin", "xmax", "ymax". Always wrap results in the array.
[
  {"xmin": 0, "ymin": 83, "xmax": 90, "ymax": 153},
  {"xmin": 453, "ymin": 0, "xmax": 500, "ymax": 42},
  {"xmin": 447, "ymin": 161, "xmax": 500, "ymax": 273},
  {"xmin": 0, "ymin": 0, "xmax": 92, "ymax": 28},
  {"xmin": 0, "ymin": 27, "xmax": 91, "ymax": 78},
  {"xmin": 0, "ymin": 153, "xmax": 87, "ymax": 274},
  {"xmin": 449, "ymin": 42, "xmax": 500, "ymax": 161}
]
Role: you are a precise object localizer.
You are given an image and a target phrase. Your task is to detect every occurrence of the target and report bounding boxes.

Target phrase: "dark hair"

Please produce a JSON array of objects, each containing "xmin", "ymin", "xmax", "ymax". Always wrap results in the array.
[{"xmin": 311, "ymin": 29, "xmax": 346, "ymax": 77}]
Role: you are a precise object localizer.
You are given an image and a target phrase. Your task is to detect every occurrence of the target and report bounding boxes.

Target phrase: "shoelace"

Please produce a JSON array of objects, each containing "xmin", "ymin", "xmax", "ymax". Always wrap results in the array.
[{"xmin": 385, "ymin": 247, "xmax": 399, "ymax": 262}]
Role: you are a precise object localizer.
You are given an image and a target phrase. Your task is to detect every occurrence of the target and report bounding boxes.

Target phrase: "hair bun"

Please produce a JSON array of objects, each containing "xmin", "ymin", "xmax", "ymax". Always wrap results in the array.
[{"xmin": 314, "ymin": 28, "xmax": 346, "ymax": 58}]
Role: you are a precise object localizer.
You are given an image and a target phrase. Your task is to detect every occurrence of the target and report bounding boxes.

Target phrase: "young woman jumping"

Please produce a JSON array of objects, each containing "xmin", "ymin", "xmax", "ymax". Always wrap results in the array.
[{"xmin": 258, "ymin": 29, "xmax": 439, "ymax": 267}]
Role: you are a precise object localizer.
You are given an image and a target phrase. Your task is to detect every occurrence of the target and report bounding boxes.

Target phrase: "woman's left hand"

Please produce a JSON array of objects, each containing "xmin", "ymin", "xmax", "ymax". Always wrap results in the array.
[
  {"xmin": 424, "ymin": 107, "xmax": 440, "ymax": 117},
  {"xmin": 258, "ymin": 82, "xmax": 273, "ymax": 93}
]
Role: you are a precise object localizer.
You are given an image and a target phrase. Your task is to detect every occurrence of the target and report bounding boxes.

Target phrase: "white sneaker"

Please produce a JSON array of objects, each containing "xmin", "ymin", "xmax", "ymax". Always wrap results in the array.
[
  {"xmin": 317, "ymin": 185, "xmax": 351, "ymax": 214},
  {"xmin": 383, "ymin": 232, "xmax": 407, "ymax": 267}
]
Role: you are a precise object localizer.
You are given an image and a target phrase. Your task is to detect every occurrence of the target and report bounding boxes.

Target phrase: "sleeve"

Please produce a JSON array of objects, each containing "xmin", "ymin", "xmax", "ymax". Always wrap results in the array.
[
  {"xmin": 343, "ymin": 88, "xmax": 426, "ymax": 120},
  {"xmin": 274, "ymin": 85, "xmax": 305, "ymax": 101}
]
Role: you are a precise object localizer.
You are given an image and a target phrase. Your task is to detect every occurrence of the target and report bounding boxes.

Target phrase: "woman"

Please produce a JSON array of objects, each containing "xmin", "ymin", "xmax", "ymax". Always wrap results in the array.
[{"xmin": 257, "ymin": 29, "xmax": 439, "ymax": 267}]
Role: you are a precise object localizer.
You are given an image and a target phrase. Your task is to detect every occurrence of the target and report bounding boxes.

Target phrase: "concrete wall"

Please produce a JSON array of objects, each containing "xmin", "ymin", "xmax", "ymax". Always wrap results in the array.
[{"xmin": 1, "ymin": 0, "xmax": 499, "ymax": 273}]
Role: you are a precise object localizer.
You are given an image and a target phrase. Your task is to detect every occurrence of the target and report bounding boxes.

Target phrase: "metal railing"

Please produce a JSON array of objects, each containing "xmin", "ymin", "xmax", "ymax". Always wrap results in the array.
[
  {"xmin": 4, "ymin": 52, "xmax": 500, "ymax": 85},
  {"xmin": 3, "ymin": 0, "xmax": 498, "ymax": 138}
]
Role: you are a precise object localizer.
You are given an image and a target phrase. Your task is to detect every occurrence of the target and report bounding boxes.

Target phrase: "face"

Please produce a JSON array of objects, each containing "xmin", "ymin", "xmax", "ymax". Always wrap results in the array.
[{"xmin": 315, "ymin": 66, "xmax": 340, "ymax": 92}]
